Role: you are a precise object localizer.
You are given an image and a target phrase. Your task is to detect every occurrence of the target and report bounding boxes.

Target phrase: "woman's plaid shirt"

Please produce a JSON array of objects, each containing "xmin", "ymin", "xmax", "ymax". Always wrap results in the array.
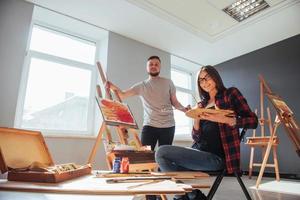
[{"xmin": 192, "ymin": 87, "xmax": 258, "ymax": 174}]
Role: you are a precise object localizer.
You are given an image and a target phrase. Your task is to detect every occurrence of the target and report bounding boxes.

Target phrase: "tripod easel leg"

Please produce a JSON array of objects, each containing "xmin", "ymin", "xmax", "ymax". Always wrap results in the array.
[
  {"xmin": 88, "ymin": 123, "xmax": 106, "ymax": 164},
  {"xmin": 273, "ymin": 146, "xmax": 280, "ymax": 181},
  {"xmin": 255, "ymin": 140, "xmax": 272, "ymax": 188},
  {"xmin": 255, "ymin": 123, "xmax": 279, "ymax": 188},
  {"xmin": 249, "ymin": 147, "xmax": 254, "ymax": 179}
]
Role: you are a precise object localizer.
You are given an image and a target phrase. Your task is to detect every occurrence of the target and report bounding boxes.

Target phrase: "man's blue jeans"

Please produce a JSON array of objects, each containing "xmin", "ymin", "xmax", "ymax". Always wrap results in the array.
[{"xmin": 155, "ymin": 145, "xmax": 224, "ymax": 172}]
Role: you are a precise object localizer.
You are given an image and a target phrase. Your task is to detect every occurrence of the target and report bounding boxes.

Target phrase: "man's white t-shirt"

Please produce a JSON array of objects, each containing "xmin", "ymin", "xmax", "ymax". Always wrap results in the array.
[{"xmin": 131, "ymin": 76, "xmax": 176, "ymax": 128}]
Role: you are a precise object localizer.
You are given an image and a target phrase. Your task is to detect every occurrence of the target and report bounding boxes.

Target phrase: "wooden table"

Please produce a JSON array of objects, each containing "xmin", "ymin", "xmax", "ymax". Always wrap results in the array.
[
  {"xmin": 0, "ymin": 172, "xmax": 210, "ymax": 199},
  {"xmin": 0, "ymin": 191, "xmax": 134, "ymax": 200}
]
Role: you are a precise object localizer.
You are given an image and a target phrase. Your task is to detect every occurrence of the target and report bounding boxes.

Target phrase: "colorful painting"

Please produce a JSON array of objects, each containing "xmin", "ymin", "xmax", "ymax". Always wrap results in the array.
[{"xmin": 96, "ymin": 98, "xmax": 138, "ymax": 129}]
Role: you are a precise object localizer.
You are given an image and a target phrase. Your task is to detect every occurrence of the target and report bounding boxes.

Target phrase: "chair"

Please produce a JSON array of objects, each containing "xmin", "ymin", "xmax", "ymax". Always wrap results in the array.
[{"xmin": 205, "ymin": 128, "xmax": 252, "ymax": 200}]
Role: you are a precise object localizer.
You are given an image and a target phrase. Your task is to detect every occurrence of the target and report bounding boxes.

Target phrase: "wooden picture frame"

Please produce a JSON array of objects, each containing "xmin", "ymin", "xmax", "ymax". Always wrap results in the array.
[
  {"xmin": 96, "ymin": 97, "xmax": 138, "ymax": 129},
  {"xmin": 266, "ymin": 93, "xmax": 300, "ymax": 157},
  {"xmin": 266, "ymin": 93, "xmax": 293, "ymax": 117}
]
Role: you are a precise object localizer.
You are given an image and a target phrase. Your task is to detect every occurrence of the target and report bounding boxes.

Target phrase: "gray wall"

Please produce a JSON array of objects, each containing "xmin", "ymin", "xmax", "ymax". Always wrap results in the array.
[
  {"xmin": 0, "ymin": 0, "xmax": 107, "ymax": 170},
  {"xmin": 216, "ymin": 34, "xmax": 300, "ymax": 174},
  {"xmin": 0, "ymin": 0, "xmax": 33, "ymax": 127}
]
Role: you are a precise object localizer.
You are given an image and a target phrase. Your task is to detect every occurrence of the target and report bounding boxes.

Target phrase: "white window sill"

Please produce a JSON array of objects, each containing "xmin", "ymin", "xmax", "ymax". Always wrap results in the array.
[
  {"xmin": 174, "ymin": 134, "xmax": 193, "ymax": 142},
  {"xmin": 44, "ymin": 134, "xmax": 97, "ymax": 140}
]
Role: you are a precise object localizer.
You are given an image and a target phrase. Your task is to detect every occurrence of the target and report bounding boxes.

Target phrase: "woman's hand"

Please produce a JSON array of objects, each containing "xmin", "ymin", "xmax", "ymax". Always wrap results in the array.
[{"xmin": 201, "ymin": 112, "xmax": 236, "ymax": 126}]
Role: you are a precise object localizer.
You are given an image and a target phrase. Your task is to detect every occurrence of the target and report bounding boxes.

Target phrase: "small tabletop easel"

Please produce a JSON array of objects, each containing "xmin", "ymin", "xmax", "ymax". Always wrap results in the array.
[
  {"xmin": 88, "ymin": 62, "xmax": 157, "ymax": 172},
  {"xmin": 246, "ymin": 75, "xmax": 280, "ymax": 188}
]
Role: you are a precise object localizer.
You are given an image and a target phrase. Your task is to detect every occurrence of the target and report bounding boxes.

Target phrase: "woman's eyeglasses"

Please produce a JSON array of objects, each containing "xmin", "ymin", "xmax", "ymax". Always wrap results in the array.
[{"xmin": 199, "ymin": 74, "xmax": 211, "ymax": 84}]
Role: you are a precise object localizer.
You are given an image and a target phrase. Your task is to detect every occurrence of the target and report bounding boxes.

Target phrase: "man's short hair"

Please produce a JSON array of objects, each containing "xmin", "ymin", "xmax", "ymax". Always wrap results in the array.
[{"xmin": 147, "ymin": 56, "xmax": 161, "ymax": 63}]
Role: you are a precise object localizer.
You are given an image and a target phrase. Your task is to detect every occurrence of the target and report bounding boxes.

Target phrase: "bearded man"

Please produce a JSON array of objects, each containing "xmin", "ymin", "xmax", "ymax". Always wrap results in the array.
[{"xmin": 106, "ymin": 56, "xmax": 189, "ymax": 151}]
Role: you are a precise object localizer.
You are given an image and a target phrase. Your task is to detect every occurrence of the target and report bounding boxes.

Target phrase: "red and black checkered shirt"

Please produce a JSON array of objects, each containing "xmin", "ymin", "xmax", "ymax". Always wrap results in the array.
[{"xmin": 192, "ymin": 87, "xmax": 258, "ymax": 174}]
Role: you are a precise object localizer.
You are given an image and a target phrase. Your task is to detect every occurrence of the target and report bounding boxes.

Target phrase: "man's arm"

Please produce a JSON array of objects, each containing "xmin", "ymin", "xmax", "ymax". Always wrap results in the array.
[
  {"xmin": 170, "ymin": 93, "xmax": 190, "ymax": 112},
  {"xmin": 106, "ymin": 81, "xmax": 137, "ymax": 100}
]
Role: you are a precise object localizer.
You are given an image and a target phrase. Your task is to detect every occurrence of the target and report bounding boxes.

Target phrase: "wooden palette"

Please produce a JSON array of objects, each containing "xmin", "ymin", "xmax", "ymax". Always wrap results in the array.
[{"xmin": 185, "ymin": 107, "xmax": 234, "ymax": 119}]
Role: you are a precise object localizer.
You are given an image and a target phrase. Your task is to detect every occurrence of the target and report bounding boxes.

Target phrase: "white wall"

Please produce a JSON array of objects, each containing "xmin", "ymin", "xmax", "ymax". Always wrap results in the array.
[
  {"xmin": 0, "ymin": 1, "xmax": 171, "ymax": 171},
  {"xmin": 1, "ymin": 0, "xmax": 299, "ymax": 177},
  {"xmin": 45, "ymin": 136, "xmax": 107, "ymax": 169},
  {"xmin": 39, "ymin": 33, "xmax": 172, "ymax": 170},
  {"xmin": 0, "ymin": 0, "xmax": 33, "ymax": 127},
  {"xmin": 106, "ymin": 32, "xmax": 171, "ymax": 129}
]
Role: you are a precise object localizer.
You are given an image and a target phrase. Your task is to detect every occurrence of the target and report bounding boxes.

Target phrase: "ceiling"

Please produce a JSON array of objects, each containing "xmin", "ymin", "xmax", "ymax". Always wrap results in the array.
[
  {"xmin": 28, "ymin": 0, "xmax": 300, "ymax": 66},
  {"xmin": 128, "ymin": 0, "xmax": 287, "ymax": 40}
]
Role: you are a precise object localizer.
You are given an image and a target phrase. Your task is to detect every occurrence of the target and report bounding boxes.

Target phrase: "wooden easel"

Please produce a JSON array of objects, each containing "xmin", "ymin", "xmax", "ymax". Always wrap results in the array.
[
  {"xmin": 246, "ymin": 75, "xmax": 280, "ymax": 188},
  {"xmin": 88, "ymin": 62, "xmax": 157, "ymax": 172}
]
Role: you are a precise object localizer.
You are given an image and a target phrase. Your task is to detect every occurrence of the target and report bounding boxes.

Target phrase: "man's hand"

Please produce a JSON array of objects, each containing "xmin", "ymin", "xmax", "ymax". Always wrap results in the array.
[
  {"xmin": 104, "ymin": 81, "xmax": 136, "ymax": 100},
  {"xmin": 105, "ymin": 81, "xmax": 119, "ymax": 92},
  {"xmin": 177, "ymin": 105, "xmax": 191, "ymax": 113},
  {"xmin": 184, "ymin": 105, "xmax": 191, "ymax": 112},
  {"xmin": 105, "ymin": 81, "xmax": 111, "ymax": 91}
]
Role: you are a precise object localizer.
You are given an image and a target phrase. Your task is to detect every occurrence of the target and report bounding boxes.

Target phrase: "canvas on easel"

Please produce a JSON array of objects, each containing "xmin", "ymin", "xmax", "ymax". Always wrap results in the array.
[
  {"xmin": 266, "ymin": 93, "xmax": 300, "ymax": 156},
  {"xmin": 88, "ymin": 61, "xmax": 157, "ymax": 172},
  {"xmin": 267, "ymin": 94, "xmax": 294, "ymax": 118},
  {"xmin": 261, "ymin": 75, "xmax": 300, "ymax": 156},
  {"xmin": 250, "ymin": 74, "xmax": 300, "ymax": 188},
  {"xmin": 246, "ymin": 75, "xmax": 280, "ymax": 188},
  {"xmin": 96, "ymin": 97, "xmax": 138, "ymax": 129}
]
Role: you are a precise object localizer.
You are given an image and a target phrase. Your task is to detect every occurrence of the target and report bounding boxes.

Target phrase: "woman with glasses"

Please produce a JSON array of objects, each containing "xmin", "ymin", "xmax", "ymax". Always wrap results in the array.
[{"xmin": 155, "ymin": 65, "xmax": 258, "ymax": 200}]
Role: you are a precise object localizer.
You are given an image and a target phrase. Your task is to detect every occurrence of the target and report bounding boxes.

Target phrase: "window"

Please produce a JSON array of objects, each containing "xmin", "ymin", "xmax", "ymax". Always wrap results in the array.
[
  {"xmin": 15, "ymin": 25, "xmax": 97, "ymax": 135},
  {"xmin": 171, "ymin": 68, "xmax": 194, "ymax": 138},
  {"xmin": 30, "ymin": 26, "xmax": 96, "ymax": 64},
  {"xmin": 171, "ymin": 55, "xmax": 201, "ymax": 139}
]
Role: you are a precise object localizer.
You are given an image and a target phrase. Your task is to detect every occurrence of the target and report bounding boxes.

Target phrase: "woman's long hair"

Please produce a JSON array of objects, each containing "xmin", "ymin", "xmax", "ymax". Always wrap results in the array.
[{"xmin": 197, "ymin": 65, "xmax": 226, "ymax": 102}]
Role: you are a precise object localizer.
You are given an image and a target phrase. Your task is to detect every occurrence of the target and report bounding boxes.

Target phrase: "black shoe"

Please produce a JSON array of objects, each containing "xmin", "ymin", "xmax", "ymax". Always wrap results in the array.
[
  {"xmin": 195, "ymin": 190, "xmax": 207, "ymax": 200},
  {"xmin": 145, "ymin": 195, "xmax": 162, "ymax": 200},
  {"xmin": 146, "ymin": 195, "xmax": 158, "ymax": 200},
  {"xmin": 173, "ymin": 194, "xmax": 189, "ymax": 200},
  {"xmin": 187, "ymin": 189, "xmax": 207, "ymax": 200}
]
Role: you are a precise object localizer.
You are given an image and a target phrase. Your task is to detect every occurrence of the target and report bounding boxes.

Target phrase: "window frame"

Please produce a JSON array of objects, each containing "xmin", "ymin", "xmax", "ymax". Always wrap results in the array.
[
  {"xmin": 171, "ymin": 65, "xmax": 197, "ymax": 140},
  {"xmin": 14, "ymin": 22, "xmax": 98, "ymax": 136}
]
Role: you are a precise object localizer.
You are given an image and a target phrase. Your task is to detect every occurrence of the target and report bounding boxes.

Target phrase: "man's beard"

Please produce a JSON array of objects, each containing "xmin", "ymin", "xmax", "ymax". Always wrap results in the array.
[{"xmin": 149, "ymin": 72, "xmax": 160, "ymax": 77}]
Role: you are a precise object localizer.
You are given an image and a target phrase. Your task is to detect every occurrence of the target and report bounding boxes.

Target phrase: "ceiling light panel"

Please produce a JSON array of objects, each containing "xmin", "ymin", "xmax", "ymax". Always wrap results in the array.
[{"xmin": 223, "ymin": 0, "xmax": 270, "ymax": 22}]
